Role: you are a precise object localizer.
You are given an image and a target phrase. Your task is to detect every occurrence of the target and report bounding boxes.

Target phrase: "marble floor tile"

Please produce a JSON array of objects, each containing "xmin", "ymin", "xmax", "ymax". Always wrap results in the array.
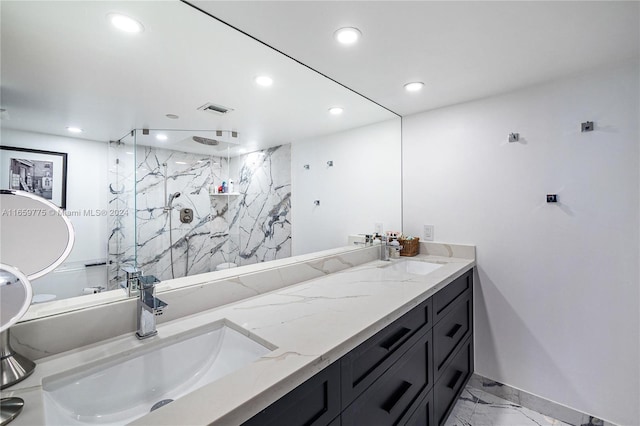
[{"xmin": 445, "ymin": 386, "xmax": 570, "ymax": 426}]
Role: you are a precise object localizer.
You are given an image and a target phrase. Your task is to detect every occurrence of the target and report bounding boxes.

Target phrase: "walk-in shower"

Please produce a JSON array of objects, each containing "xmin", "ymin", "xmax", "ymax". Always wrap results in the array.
[{"xmin": 107, "ymin": 128, "xmax": 292, "ymax": 287}]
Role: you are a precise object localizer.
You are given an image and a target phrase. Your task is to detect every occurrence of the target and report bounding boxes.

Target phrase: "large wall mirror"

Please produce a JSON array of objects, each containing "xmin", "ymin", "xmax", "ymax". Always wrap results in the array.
[{"xmin": 0, "ymin": 1, "xmax": 401, "ymax": 319}]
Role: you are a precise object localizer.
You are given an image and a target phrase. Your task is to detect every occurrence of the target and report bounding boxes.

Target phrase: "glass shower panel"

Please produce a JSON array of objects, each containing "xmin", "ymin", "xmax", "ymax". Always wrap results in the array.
[
  {"xmin": 209, "ymin": 145, "xmax": 234, "ymax": 271},
  {"xmin": 107, "ymin": 132, "xmax": 137, "ymax": 290}
]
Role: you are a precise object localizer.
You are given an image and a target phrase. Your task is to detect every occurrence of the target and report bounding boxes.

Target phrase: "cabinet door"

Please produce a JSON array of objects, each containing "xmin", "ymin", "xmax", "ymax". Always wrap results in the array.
[
  {"xmin": 434, "ymin": 337, "xmax": 473, "ymax": 426},
  {"xmin": 342, "ymin": 330, "xmax": 432, "ymax": 426},
  {"xmin": 433, "ymin": 295, "xmax": 472, "ymax": 380},
  {"xmin": 400, "ymin": 388, "xmax": 434, "ymax": 426},
  {"xmin": 434, "ymin": 269, "xmax": 472, "ymax": 323},
  {"xmin": 242, "ymin": 362, "xmax": 340, "ymax": 426},
  {"xmin": 341, "ymin": 297, "xmax": 432, "ymax": 406}
]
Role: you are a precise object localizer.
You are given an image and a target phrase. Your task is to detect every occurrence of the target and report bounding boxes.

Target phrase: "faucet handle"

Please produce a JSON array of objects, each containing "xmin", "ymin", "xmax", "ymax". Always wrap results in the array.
[{"xmin": 139, "ymin": 275, "xmax": 160, "ymax": 290}]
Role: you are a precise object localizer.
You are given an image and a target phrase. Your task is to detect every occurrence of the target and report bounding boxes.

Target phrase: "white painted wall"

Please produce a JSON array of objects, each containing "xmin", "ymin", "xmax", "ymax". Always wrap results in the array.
[
  {"xmin": 1, "ymin": 129, "xmax": 108, "ymax": 264},
  {"xmin": 402, "ymin": 61, "xmax": 639, "ymax": 425},
  {"xmin": 291, "ymin": 118, "xmax": 402, "ymax": 255}
]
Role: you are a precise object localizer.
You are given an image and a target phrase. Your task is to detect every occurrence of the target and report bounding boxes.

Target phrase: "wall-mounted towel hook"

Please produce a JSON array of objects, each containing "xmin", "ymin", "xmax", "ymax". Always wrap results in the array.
[
  {"xmin": 581, "ymin": 121, "xmax": 594, "ymax": 132},
  {"xmin": 303, "ymin": 164, "xmax": 310, "ymax": 170},
  {"xmin": 508, "ymin": 133, "xmax": 520, "ymax": 143},
  {"xmin": 327, "ymin": 160, "xmax": 334, "ymax": 167},
  {"xmin": 313, "ymin": 200, "xmax": 320, "ymax": 206}
]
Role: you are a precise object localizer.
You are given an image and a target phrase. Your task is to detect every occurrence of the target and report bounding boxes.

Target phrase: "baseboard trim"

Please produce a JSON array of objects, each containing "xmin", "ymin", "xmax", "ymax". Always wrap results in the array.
[{"xmin": 469, "ymin": 374, "xmax": 617, "ymax": 426}]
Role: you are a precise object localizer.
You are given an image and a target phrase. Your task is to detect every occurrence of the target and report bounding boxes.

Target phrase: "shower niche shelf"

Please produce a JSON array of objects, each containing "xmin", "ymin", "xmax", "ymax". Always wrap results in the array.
[{"xmin": 210, "ymin": 193, "xmax": 240, "ymax": 196}]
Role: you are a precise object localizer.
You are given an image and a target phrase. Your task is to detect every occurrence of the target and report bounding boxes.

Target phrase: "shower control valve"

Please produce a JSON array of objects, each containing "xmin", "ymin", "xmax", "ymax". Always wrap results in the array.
[{"xmin": 180, "ymin": 208, "xmax": 193, "ymax": 223}]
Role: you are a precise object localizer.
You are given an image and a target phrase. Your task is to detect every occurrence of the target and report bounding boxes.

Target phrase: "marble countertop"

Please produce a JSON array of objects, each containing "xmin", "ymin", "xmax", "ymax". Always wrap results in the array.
[{"xmin": 3, "ymin": 243, "xmax": 475, "ymax": 426}]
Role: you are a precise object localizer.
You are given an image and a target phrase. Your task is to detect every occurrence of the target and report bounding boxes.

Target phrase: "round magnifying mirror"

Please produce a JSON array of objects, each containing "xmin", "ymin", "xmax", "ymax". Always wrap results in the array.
[
  {"xmin": 0, "ymin": 190, "xmax": 75, "ymax": 280},
  {"xmin": 0, "ymin": 264, "xmax": 33, "ymax": 333}
]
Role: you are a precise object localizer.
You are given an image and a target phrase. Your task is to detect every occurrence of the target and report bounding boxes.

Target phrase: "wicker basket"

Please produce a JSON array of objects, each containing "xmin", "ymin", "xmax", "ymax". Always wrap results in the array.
[{"xmin": 399, "ymin": 237, "xmax": 420, "ymax": 257}]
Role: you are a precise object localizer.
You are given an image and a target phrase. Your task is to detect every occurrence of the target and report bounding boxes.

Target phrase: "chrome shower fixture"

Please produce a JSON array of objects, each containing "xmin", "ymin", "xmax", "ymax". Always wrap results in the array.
[
  {"xmin": 192, "ymin": 136, "xmax": 219, "ymax": 146},
  {"xmin": 168, "ymin": 192, "xmax": 181, "ymax": 206}
]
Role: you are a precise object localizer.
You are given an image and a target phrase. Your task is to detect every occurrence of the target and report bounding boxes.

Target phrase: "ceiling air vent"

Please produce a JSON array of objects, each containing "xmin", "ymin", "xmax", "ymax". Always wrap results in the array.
[{"xmin": 197, "ymin": 102, "xmax": 234, "ymax": 115}]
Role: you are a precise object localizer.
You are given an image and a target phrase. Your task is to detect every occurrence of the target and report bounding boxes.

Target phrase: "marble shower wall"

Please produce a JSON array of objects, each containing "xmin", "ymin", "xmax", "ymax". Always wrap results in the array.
[
  {"xmin": 229, "ymin": 145, "xmax": 292, "ymax": 266},
  {"xmin": 107, "ymin": 142, "xmax": 292, "ymax": 285},
  {"xmin": 134, "ymin": 147, "xmax": 226, "ymax": 281}
]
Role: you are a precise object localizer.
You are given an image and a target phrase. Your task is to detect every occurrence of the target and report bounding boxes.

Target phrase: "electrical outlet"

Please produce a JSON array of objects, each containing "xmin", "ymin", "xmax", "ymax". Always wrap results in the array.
[
  {"xmin": 423, "ymin": 225, "xmax": 434, "ymax": 241},
  {"xmin": 374, "ymin": 223, "xmax": 383, "ymax": 234}
]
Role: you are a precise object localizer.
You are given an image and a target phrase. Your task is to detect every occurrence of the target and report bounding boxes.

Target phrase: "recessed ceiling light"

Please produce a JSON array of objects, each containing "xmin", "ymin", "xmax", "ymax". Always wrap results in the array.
[
  {"xmin": 328, "ymin": 107, "xmax": 344, "ymax": 115},
  {"xmin": 404, "ymin": 82, "xmax": 425, "ymax": 92},
  {"xmin": 255, "ymin": 76, "xmax": 273, "ymax": 87},
  {"xmin": 156, "ymin": 134, "xmax": 168, "ymax": 141},
  {"xmin": 108, "ymin": 13, "xmax": 144, "ymax": 33},
  {"xmin": 334, "ymin": 27, "xmax": 361, "ymax": 45},
  {"xmin": 165, "ymin": 114, "xmax": 179, "ymax": 120},
  {"xmin": 66, "ymin": 126, "xmax": 83, "ymax": 133}
]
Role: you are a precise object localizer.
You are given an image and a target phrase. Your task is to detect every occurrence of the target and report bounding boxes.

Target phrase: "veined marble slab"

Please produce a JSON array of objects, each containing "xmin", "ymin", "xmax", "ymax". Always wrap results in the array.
[
  {"xmin": 14, "ymin": 244, "xmax": 381, "ymax": 359},
  {"xmin": 467, "ymin": 374, "xmax": 617, "ymax": 426},
  {"xmin": 107, "ymin": 144, "xmax": 291, "ymax": 286},
  {"xmin": 446, "ymin": 386, "xmax": 570, "ymax": 426},
  {"xmin": 4, "ymin": 247, "xmax": 475, "ymax": 426}
]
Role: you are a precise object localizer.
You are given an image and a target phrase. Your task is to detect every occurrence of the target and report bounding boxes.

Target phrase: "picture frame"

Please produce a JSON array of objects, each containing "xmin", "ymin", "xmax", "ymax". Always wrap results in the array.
[{"xmin": 0, "ymin": 146, "xmax": 68, "ymax": 209}]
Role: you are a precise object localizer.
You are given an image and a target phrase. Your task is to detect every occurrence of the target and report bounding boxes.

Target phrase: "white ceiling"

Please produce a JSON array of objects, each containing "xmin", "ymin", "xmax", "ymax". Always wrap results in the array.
[
  {"xmin": 2, "ymin": 1, "xmax": 637, "ymax": 152},
  {"xmin": 0, "ymin": 1, "xmax": 396, "ymax": 153},
  {"xmin": 194, "ymin": 1, "xmax": 640, "ymax": 116}
]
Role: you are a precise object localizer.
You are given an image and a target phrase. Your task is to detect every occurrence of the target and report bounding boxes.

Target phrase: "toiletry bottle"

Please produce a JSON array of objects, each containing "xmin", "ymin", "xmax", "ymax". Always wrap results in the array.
[
  {"xmin": 222, "ymin": 181, "xmax": 227, "ymax": 193},
  {"xmin": 229, "ymin": 179, "xmax": 234, "ymax": 194}
]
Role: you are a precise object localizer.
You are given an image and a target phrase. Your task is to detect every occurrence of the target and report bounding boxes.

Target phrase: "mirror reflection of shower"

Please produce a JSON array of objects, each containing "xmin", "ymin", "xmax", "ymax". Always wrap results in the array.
[
  {"xmin": 163, "ymin": 162, "xmax": 181, "ymax": 279},
  {"xmin": 107, "ymin": 128, "xmax": 292, "ymax": 285}
]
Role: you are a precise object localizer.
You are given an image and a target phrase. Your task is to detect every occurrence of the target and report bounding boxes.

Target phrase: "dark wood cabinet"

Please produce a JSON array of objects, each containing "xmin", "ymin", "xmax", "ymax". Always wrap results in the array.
[
  {"xmin": 434, "ymin": 337, "xmax": 473, "ymax": 426},
  {"xmin": 341, "ymin": 330, "xmax": 432, "ymax": 426},
  {"xmin": 243, "ymin": 267, "xmax": 474, "ymax": 426},
  {"xmin": 242, "ymin": 361, "xmax": 340, "ymax": 426},
  {"xmin": 434, "ymin": 269, "xmax": 472, "ymax": 322},
  {"xmin": 341, "ymin": 297, "xmax": 432, "ymax": 407},
  {"xmin": 402, "ymin": 388, "xmax": 434, "ymax": 426},
  {"xmin": 433, "ymin": 295, "xmax": 472, "ymax": 380}
]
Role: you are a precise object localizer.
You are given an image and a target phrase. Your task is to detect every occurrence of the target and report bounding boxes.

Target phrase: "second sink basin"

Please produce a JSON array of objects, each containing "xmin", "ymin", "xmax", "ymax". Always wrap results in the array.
[
  {"xmin": 385, "ymin": 259, "xmax": 443, "ymax": 275},
  {"xmin": 42, "ymin": 322, "xmax": 272, "ymax": 425}
]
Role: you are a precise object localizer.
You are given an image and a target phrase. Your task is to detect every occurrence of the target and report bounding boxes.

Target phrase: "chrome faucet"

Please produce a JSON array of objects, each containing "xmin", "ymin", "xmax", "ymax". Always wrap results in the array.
[
  {"xmin": 122, "ymin": 266, "xmax": 141, "ymax": 297},
  {"xmin": 379, "ymin": 235, "xmax": 403, "ymax": 261},
  {"xmin": 136, "ymin": 275, "xmax": 167, "ymax": 339},
  {"xmin": 121, "ymin": 267, "xmax": 167, "ymax": 339},
  {"xmin": 353, "ymin": 234, "xmax": 375, "ymax": 246}
]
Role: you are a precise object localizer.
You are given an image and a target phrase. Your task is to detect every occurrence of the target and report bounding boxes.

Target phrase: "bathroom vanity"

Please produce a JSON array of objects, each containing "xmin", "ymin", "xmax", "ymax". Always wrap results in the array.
[
  {"xmin": 1, "ymin": 242, "xmax": 474, "ymax": 426},
  {"xmin": 243, "ymin": 267, "xmax": 473, "ymax": 426}
]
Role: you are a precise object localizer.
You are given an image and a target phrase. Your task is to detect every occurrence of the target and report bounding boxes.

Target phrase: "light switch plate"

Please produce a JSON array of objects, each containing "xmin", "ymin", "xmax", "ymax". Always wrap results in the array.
[{"xmin": 423, "ymin": 225, "xmax": 434, "ymax": 241}]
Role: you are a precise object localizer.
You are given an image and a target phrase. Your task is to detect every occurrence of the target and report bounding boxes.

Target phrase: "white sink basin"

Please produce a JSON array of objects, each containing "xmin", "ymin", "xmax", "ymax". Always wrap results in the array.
[
  {"xmin": 385, "ymin": 259, "xmax": 443, "ymax": 275},
  {"xmin": 42, "ymin": 323, "xmax": 272, "ymax": 425}
]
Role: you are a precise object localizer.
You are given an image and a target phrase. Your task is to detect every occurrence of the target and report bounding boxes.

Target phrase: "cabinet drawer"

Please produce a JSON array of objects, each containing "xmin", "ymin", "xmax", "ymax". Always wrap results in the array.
[
  {"xmin": 400, "ymin": 388, "xmax": 433, "ymax": 426},
  {"xmin": 434, "ymin": 337, "xmax": 473, "ymax": 426},
  {"xmin": 433, "ymin": 295, "xmax": 472, "ymax": 380},
  {"xmin": 341, "ymin": 297, "xmax": 432, "ymax": 406},
  {"xmin": 434, "ymin": 269, "xmax": 472, "ymax": 323},
  {"xmin": 242, "ymin": 362, "xmax": 340, "ymax": 426},
  {"xmin": 342, "ymin": 330, "xmax": 432, "ymax": 426}
]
